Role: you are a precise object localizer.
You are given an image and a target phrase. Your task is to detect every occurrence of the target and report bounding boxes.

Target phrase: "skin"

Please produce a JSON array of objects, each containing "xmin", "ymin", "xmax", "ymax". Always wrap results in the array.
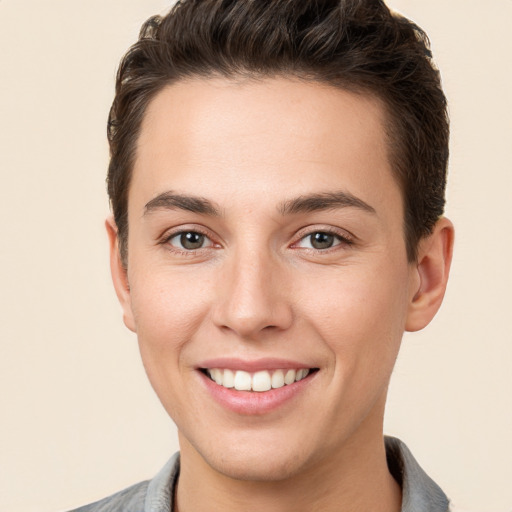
[{"xmin": 107, "ymin": 77, "xmax": 454, "ymax": 512}]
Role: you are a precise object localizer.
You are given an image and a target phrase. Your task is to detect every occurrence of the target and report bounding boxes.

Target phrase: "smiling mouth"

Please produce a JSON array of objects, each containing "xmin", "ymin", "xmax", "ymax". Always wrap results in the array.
[{"xmin": 201, "ymin": 368, "xmax": 318, "ymax": 392}]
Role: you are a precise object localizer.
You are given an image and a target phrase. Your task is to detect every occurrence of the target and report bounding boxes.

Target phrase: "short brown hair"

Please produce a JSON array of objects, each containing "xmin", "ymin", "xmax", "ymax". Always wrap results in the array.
[{"xmin": 108, "ymin": 0, "xmax": 449, "ymax": 263}]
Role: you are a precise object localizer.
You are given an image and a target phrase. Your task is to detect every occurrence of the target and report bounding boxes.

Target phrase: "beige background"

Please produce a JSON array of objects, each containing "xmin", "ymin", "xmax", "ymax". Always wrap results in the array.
[{"xmin": 1, "ymin": 1, "xmax": 511, "ymax": 511}]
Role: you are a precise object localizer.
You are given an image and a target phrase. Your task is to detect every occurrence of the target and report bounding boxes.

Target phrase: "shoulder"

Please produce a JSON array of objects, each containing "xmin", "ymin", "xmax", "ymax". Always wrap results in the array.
[{"xmin": 67, "ymin": 480, "xmax": 149, "ymax": 512}]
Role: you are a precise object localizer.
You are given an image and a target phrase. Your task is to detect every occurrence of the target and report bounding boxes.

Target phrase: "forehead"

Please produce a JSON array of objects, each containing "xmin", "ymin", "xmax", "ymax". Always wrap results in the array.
[{"xmin": 131, "ymin": 77, "xmax": 400, "ymax": 215}]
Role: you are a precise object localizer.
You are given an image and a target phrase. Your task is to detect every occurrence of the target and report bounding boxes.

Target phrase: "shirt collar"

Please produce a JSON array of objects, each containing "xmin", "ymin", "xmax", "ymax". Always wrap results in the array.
[
  {"xmin": 144, "ymin": 452, "xmax": 179, "ymax": 512},
  {"xmin": 386, "ymin": 436, "xmax": 450, "ymax": 512}
]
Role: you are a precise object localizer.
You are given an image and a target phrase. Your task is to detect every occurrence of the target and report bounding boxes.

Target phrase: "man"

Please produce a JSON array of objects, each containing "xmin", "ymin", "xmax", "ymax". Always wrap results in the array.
[{"xmin": 72, "ymin": 0, "xmax": 454, "ymax": 510}]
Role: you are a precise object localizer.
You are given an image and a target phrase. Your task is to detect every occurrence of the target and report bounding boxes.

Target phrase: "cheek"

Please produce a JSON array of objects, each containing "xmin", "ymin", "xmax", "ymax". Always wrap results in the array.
[
  {"xmin": 128, "ymin": 265, "xmax": 214, "ymax": 365},
  {"xmin": 298, "ymin": 261, "xmax": 410, "ymax": 361},
  {"xmin": 127, "ymin": 267, "xmax": 216, "ymax": 421}
]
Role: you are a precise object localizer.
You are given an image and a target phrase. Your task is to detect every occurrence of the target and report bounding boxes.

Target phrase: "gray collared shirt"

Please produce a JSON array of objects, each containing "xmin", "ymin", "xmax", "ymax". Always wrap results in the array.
[{"xmin": 69, "ymin": 436, "xmax": 449, "ymax": 512}]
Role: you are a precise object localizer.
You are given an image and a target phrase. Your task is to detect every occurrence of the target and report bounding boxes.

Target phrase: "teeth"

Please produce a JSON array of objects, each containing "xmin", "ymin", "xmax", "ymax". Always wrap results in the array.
[
  {"xmin": 295, "ymin": 369, "xmax": 310, "ymax": 381},
  {"xmin": 252, "ymin": 371, "xmax": 272, "ymax": 392},
  {"xmin": 206, "ymin": 368, "xmax": 312, "ymax": 392},
  {"xmin": 223, "ymin": 369, "xmax": 235, "ymax": 388},
  {"xmin": 211, "ymin": 368, "xmax": 223, "ymax": 385},
  {"xmin": 234, "ymin": 370, "xmax": 252, "ymax": 391},
  {"xmin": 284, "ymin": 369, "xmax": 296, "ymax": 385},
  {"xmin": 271, "ymin": 370, "xmax": 285, "ymax": 389}
]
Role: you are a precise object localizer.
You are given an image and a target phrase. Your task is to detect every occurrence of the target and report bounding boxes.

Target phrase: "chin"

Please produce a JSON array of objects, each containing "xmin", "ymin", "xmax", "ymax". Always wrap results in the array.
[
  {"xmin": 207, "ymin": 447, "xmax": 307, "ymax": 482},
  {"xmin": 185, "ymin": 429, "xmax": 314, "ymax": 482}
]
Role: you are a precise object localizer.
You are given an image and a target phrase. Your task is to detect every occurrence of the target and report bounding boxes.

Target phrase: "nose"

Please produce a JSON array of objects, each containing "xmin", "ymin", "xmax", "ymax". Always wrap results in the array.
[{"xmin": 212, "ymin": 249, "xmax": 293, "ymax": 339}]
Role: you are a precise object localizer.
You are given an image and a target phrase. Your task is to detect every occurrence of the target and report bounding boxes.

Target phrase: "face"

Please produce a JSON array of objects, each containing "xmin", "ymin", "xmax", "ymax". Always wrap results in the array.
[{"xmin": 113, "ymin": 77, "xmax": 421, "ymax": 481}]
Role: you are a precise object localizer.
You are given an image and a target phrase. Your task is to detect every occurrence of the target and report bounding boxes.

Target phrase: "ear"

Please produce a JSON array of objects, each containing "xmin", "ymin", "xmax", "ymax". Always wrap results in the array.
[
  {"xmin": 105, "ymin": 216, "xmax": 136, "ymax": 332},
  {"xmin": 405, "ymin": 217, "xmax": 454, "ymax": 332}
]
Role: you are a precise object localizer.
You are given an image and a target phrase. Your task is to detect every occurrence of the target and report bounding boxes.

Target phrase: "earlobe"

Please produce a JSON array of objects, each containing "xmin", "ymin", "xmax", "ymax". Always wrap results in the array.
[
  {"xmin": 405, "ymin": 217, "xmax": 454, "ymax": 332},
  {"xmin": 105, "ymin": 217, "xmax": 136, "ymax": 333}
]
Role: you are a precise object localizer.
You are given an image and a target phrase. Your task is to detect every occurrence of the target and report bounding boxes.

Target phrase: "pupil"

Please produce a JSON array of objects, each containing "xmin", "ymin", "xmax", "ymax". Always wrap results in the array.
[
  {"xmin": 311, "ymin": 232, "xmax": 334, "ymax": 249},
  {"xmin": 181, "ymin": 232, "xmax": 204, "ymax": 249}
]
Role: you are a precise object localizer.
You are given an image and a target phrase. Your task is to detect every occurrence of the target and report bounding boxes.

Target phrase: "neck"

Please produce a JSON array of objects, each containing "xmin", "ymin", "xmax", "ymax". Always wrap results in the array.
[{"xmin": 175, "ymin": 422, "xmax": 401, "ymax": 512}]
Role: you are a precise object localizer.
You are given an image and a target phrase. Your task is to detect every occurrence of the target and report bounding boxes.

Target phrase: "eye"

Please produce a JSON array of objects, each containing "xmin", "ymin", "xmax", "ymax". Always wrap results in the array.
[
  {"xmin": 167, "ymin": 231, "xmax": 214, "ymax": 250},
  {"xmin": 296, "ymin": 231, "xmax": 349, "ymax": 250}
]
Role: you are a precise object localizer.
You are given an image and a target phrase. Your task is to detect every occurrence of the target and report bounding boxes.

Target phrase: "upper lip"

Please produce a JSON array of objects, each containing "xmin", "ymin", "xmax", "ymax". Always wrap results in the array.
[{"xmin": 197, "ymin": 357, "xmax": 315, "ymax": 372}]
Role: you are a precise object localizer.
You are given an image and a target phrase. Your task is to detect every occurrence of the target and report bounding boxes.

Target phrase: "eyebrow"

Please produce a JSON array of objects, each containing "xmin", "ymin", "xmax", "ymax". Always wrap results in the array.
[
  {"xmin": 278, "ymin": 191, "xmax": 376, "ymax": 216},
  {"xmin": 143, "ymin": 190, "xmax": 376, "ymax": 217},
  {"xmin": 144, "ymin": 192, "xmax": 221, "ymax": 216}
]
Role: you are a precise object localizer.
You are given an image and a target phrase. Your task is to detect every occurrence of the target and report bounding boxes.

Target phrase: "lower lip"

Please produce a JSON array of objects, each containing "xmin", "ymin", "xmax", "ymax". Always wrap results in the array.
[{"xmin": 198, "ymin": 371, "xmax": 317, "ymax": 415}]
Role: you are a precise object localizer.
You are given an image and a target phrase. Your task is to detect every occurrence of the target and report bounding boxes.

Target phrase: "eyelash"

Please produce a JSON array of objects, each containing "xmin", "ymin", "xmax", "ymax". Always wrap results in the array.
[{"xmin": 160, "ymin": 227, "xmax": 354, "ymax": 255}]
